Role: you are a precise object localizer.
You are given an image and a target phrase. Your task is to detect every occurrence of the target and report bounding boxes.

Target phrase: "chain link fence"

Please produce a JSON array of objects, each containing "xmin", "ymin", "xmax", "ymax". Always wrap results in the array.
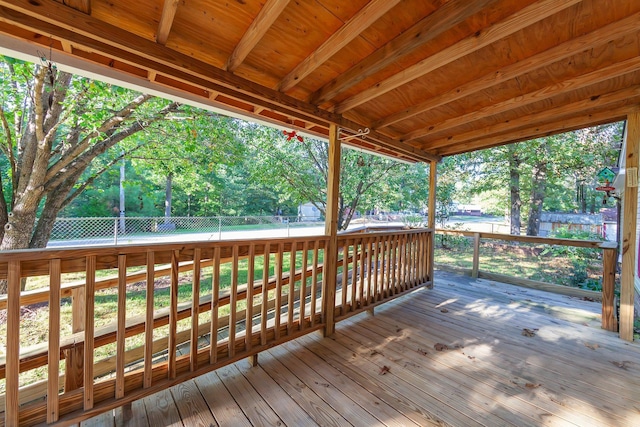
[{"xmin": 46, "ymin": 214, "xmax": 424, "ymax": 248}]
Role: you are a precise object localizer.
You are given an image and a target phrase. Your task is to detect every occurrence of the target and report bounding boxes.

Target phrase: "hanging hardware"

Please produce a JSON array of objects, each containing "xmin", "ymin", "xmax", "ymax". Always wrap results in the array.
[{"xmin": 339, "ymin": 127, "xmax": 370, "ymax": 142}]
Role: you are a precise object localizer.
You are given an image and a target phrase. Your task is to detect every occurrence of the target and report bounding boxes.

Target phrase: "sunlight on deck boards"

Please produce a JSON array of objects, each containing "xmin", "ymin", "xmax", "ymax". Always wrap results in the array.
[{"xmin": 80, "ymin": 271, "xmax": 640, "ymax": 427}]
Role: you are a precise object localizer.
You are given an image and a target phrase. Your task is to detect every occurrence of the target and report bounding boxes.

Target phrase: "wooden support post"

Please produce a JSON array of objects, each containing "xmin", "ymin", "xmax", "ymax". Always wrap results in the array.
[
  {"xmin": 427, "ymin": 160, "xmax": 437, "ymax": 288},
  {"xmin": 601, "ymin": 242, "xmax": 618, "ymax": 332},
  {"xmin": 323, "ymin": 123, "xmax": 341, "ymax": 336},
  {"xmin": 472, "ymin": 232, "xmax": 481, "ymax": 278},
  {"xmin": 621, "ymin": 112, "xmax": 639, "ymax": 341},
  {"xmin": 247, "ymin": 354, "xmax": 258, "ymax": 367}
]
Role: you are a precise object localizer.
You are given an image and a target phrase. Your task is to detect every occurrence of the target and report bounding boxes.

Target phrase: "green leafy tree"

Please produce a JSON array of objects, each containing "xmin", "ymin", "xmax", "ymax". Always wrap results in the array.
[{"xmin": 0, "ymin": 56, "xmax": 182, "ymax": 292}]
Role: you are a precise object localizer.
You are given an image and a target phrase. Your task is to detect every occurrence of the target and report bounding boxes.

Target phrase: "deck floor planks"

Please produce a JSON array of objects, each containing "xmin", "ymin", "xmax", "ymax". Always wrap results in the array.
[
  {"xmin": 380, "ymin": 280, "xmax": 640, "ymax": 417},
  {"xmin": 343, "ymin": 309, "xmax": 610, "ymax": 426},
  {"xmin": 82, "ymin": 270, "xmax": 640, "ymax": 427},
  {"xmin": 259, "ymin": 347, "xmax": 385, "ymax": 426},
  {"xmin": 194, "ymin": 368, "xmax": 252, "ymax": 427},
  {"xmin": 142, "ymin": 388, "xmax": 183, "ymax": 427},
  {"xmin": 301, "ymin": 333, "xmax": 483, "ymax": 427},
  {"xmin": 114, "ymin": 400, "xmax": 149, "ymax": 427},
  {"xmin": 234, "ymin": 359, "xmax": 320, "ymax": 426},
  {"xmin": 328, "ymin": 324, "xmax": 535, "ymax": 427},
  {"xmin": 214, "ymin": 364, "xmax": 284, "ymax": 426},
  {"xmin": 252, "ymin": 347, "xmax": 350, "ymax": 426},
  {"xmin": 80, "ymin": 410, "xmax": 113, "ymax": 427},
  {"xmin": 400, "ymin": 289, "xmax": 640, "ymax": 397},
  {"xmin": 340, "ymin": 318, "xmax": 574, "ymax": 426},
  {"xmin": 277, "ymin": 339, "xmax": 421, "ymax": 427},
  {"xmin": 292, "ymin": 333, "xmax": 450, "ymax": 427},
  {"xmin": 170, "ymin": 380, "xmax": 218, "ymax": 426},
  {"xmin": 409, "ymin": 283, "xmax": 640, "ymax": 386},
  {"xmin": 370, "ymin": 303, "xmax": 635, "ymax": 418}
]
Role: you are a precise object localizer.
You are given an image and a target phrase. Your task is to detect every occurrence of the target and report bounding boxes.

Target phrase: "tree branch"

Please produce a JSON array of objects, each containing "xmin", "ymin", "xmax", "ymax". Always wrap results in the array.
[
  {"xmin": 44, "ymin": 94, "xmax": 156, "ymax": 182},
  {"xmin": 0, "ymin": 104, "xmax": 17, "ymax": 189}
]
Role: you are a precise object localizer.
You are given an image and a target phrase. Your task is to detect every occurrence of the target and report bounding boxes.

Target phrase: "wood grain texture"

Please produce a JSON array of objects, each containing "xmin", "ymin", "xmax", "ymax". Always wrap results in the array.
[
  {"xmin": 334, "ymin": 0, "xmax": 582, "ymax": 113},
  {"xmin": 620, "ymin": 112, "xmax": 639, "ymax": 341},
  {"xmin": 279, "ymin": 0, "xmax": 400, "ymax": 91}
]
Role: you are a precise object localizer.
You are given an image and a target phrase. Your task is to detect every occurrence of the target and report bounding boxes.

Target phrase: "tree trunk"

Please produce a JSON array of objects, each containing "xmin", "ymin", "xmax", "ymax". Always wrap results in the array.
[
  {"xmin": 526, "ymin": 148, "xmax": 548, "ymax": 236},
  {"xmin": 508, "ymin": 148, "xmax": 521, "ymax": 235}
]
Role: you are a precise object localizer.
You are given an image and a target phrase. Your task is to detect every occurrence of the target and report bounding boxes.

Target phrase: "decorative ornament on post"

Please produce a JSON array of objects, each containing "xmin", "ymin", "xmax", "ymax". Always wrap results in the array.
[{"xmin": 283, "ymin": 130, "xmax": 304, "ymax": 142}]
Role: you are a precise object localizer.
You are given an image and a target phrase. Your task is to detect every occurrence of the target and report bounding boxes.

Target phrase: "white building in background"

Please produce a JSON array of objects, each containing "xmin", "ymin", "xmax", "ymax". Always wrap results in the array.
[{"xmin": 298, "ymin": 203, "xmax": 321, "ymax": 221}]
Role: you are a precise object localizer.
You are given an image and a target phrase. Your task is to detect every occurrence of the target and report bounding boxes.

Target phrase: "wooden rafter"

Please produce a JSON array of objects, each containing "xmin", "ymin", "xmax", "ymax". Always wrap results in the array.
[
  {"xmin": 436, "ymin": 104, "xmax": 638, "ymax": 156},
  {"xmin": 401, "ymin": 56, "xmax": 640, "ymax": 142},
  {"xmin": 0, "ymin": 0, "xmax": 440, "ymax": 162},
  {"xmin": 156, "ymin": 0, "xmax": 179, "ymax": 45},
  {"xmin": 311, "ymin": 0, "xmax": 497, "ymax": 105},
  {"xmin": 425, "ymin": 85, "xmax": 640, "ymax": 152},
  {"xmin": 371, "ymin": 11, "xmax": 640, "ymax": 131},
  {"xmin": 278, "ymin": 0, "xmax": 401, "ymax": 92},
  {"xmin": 226, "ymin": 0, "xmax": 290, "ymax": 72},
  {"xmin": 333, "ymin": 0, "xmax": 581, "ymax": 114}
]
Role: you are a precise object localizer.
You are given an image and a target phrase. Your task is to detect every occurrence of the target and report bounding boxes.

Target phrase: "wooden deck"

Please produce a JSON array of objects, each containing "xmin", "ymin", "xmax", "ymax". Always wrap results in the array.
[{"xmin": 81, "ymin": 271, "xmax": 640, "ymax": 427}]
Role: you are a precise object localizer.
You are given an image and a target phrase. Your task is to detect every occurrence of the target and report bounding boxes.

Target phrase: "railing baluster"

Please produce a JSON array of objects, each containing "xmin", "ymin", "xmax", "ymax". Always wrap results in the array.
[
  {"xmin": 144, "ymin": 251, "xmax": 155, "ymax": 388},
  {"xmin": 299, "ymin": 241, "xmax": 308, "ymax": 330},
  {"xmin": 168, "ymin": 250, "xmax": 179, "ymax": 379},
  {"xmin": 359, "ymin": 237, "xmax": 365, "ymax": 306},
  {"xmin": 191, "ymin": 248, "xmax": 201, "ymax": 371},
  {"xmin": 116, "ymin": 254, "xmax": 127, "ymax": 398},
  {"xmin": 366, "ymin": 237, "xmax": 373, "ymax": 305},
  {"xmin": 351, "ymin": 239, "xmax": 359, "ymax": 311},
  {"xmin": 373, "ymin": 236, "xmax": 380, "ymax": 301},
  {"xmin": 341, "ymin": 240, "xmax": 349, "ymax": 314},
  {"xmin": 210, "ymin": 247, "xmax": 221, "ymax": 364},
  {"xmin": 229, "ymin": 245, "xmax": 239, "ymax": 357},
  {"xmin": 84, "ymin": 256, "xmax": 96, "ymax": 409},
  {"xmin": 6, "ymin": 260, "xmax": 21, "ymax": 426},
  {"xmin": 288, "ymin": 241, "xmax": 296, "ymax": 334},
  {"xmin": 260, "ymin": 244, "xmax": 270, "ymax": 346},
  {"xmin": 274, "ymin": 243, "xmax": 284, "ymax": 340},
  {"xmin": 310, "ymin": 241, "xmax": 319, "ymax": 326},
  {"xmin": 246, "ymin": 243, "xmax": 255, "ymax": 351},
  {"xmin": 47, "ymin": 259, "xmax": 61, "ymax": 423}
]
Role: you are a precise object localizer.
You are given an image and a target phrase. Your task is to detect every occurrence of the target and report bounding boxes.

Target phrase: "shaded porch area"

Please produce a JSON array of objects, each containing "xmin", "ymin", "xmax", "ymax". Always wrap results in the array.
[{"xmin": 85, "ymin": 271, "xmax": 640, "ymax": 427}]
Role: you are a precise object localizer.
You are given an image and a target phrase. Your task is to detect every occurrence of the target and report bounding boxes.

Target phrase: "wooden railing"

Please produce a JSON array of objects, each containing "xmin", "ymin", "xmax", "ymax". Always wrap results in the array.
[
  {"xmin": 435, "ymin": 229, "xmax": 618, "ymax": 332},
  {"xmin": 0, "ymin": 228, "xmax": 433, "ymax": 425}
]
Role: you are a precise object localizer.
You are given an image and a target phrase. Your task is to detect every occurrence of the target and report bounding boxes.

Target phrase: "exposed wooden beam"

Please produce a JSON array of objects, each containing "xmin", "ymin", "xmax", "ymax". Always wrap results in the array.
[
  {"xmin": 373, "ymin": 11, "xmax": 640, "ymax": 130},
  {"xmin": 620, "ymin": 113, "xmax": 639, "ymax": 341},
  {"xmin": 401, "ymin": 56, "xmax": 640, "ymax": 142},
  {"xmin": 0, "ymin": 1, "xmax": 439, "ymax": 162},
  {"xmin": 333, "ymin": 0, "xmax": 581, "ymax": 114},
  {"xmin": 422, "ymin": 84, "xmax": 640, "ymax": 151},
  {"xmin": 156, "ymin": 0, "xmax": 179, "ymax": 45},
  {"xmin": 226, "ymin": 0, "xmax": 290, "ymax": 72},
  {"xmin": 278, "ymin": 0, "xmax": 400, "ymax": 92},
  {"xmin": 310, "ymin": 0, "xmax": 496, "ymax": 105},
  {"xmin": 435, "ymin": 103, "xmax": 639, "ymax": 156}
]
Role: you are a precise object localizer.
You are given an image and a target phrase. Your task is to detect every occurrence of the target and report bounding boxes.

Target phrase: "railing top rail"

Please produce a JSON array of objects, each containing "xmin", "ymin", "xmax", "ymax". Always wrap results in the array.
[
  {"xmin": 339, "ymin": 227, "xmax": 434, "ymax": 238},
  {"xmin": 0, "ymin": 234, "xmax": 330, "ymax": 261},
  {"xmin": 435, "ymin": 228, "xmax": 612, "ymax": 249}
]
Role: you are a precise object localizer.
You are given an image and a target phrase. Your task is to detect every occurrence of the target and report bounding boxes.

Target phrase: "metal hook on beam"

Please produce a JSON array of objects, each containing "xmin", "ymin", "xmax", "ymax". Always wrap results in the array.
[{"xmin": 339, "ymin": 127, "xmax": 370, "ymax": 142}]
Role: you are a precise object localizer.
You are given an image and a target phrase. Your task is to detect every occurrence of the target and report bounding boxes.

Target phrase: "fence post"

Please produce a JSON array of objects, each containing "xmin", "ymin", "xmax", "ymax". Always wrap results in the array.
[
  {"xmin": 472, "ymin": 232, "xmax": 481, "ymax": 278},
  {"xmin": 114, "ymin": 219, "xmax": 118, "ymax": 245},
  {"xmin": 600, "ymin": 242, "xmax": 618, "ymax": 332},
  {"xmin": 218, "ymin": 217, "xmax": 222, "ymax": 240}
]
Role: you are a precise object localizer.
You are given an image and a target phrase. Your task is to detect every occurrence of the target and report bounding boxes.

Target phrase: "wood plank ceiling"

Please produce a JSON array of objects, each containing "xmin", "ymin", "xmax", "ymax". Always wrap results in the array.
[{"xmin": 0, "ymin": 0, "xmax": 638, "ymax": 163}]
